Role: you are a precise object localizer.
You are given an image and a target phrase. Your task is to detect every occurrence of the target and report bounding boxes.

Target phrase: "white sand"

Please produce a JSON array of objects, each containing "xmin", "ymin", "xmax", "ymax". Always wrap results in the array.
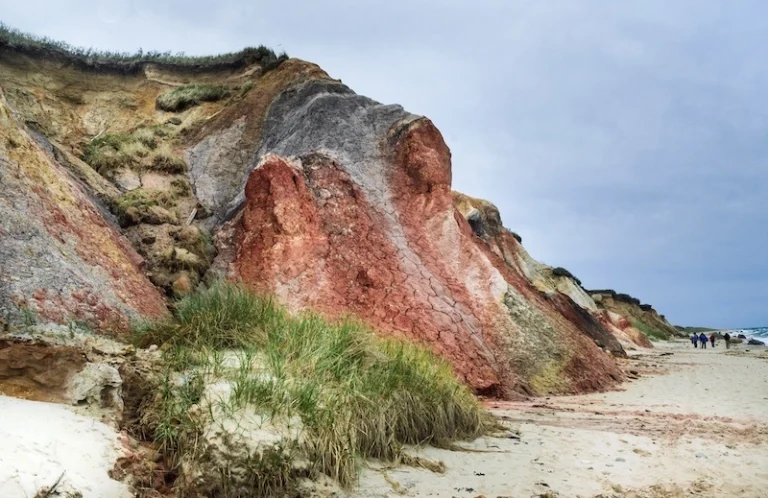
[
  {"xmin": 0, "ymin": 395, "xmax": 131, "ymax": 498},
  {"xmin": 352, "ymin": 342, "xmax": 768, "ymax": 498}
]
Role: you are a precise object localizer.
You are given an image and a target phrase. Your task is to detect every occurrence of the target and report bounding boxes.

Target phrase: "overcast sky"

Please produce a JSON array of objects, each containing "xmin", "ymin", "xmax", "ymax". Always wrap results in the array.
[{"xmin": 3, "ymin": 1, "xmax": 767, "ymax": 328}]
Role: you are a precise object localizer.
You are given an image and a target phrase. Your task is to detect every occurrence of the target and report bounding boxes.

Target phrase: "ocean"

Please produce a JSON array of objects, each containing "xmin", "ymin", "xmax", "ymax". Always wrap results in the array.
[{"xmin": 729, "ymin": 326, "xmax": 768, "ymax": 342}]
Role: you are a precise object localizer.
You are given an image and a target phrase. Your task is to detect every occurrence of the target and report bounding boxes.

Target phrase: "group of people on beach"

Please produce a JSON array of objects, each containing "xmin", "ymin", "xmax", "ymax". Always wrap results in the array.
[{"xmin": 691, "ymin": 332, "xmax": 732, "ymax": 349}]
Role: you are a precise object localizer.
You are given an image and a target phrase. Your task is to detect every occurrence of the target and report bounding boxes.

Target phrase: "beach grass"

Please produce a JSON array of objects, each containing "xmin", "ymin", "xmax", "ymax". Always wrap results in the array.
[{"xmin": 133, "ymin": 282, "xmax": 488, "ymax": 495}]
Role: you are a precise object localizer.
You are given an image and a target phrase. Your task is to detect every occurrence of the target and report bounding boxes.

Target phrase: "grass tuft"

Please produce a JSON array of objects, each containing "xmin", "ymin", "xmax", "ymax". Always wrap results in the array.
[
  {"xmin": 156, "ymin": 84, "xmax": 229, "ymax": 112},
  {"xmin": 133, "ymin": 283, "xmax": 488, "ymax": 495},
  {"xmin": 114, "ymin": 188, "xmax": 176, "ymax": 226},
  {"xmin": 83, "ymin": 127, "xmax": 189, "ymax": 176},
  {"xmin": 149, "ymin": 148, "xmax": 187, "ymax": 173}
]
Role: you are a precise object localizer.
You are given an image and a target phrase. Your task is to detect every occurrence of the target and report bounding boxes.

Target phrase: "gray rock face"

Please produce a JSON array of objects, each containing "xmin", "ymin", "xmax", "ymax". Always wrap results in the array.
[
  {"xmin": 185, "ymin": 79, "xmax": 418, "ymax": 224},
  {"xmin": 186, "ymin": 117, "xmax": 250, "ymax": 219}
]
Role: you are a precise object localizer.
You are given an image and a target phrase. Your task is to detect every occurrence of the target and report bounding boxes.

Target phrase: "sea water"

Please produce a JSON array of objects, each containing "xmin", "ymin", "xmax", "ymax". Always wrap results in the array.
[{"xmin": 729, "ymin": 326, "xmax": 768, "ymax": 342}]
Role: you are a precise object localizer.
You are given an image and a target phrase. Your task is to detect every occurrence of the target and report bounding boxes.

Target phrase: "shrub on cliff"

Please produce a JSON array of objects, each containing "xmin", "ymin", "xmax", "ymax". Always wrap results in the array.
[
  {"xmin": 156, "ymin": 84, "xmax": 230, "ymax": 112},
  {"xmin": 133, "ymin": 283, "xmax": 488, "ymax": 495},
  {"xmin": 616, "ymin": 293, "xmax": 641, "ymax": 306}
]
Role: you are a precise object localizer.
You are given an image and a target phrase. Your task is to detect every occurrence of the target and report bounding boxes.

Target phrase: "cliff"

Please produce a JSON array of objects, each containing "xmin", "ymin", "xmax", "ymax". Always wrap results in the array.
[
  {"xmin": 0, "ymin": 33, "xmax": 666, "ymax": 399},
  {"xmin": 588, "ymin": 289, "xmax": 681, "ymax": 340}
]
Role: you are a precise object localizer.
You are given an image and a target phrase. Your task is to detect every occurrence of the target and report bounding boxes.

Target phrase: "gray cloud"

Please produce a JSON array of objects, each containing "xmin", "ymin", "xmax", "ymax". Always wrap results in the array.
[{"xmin": 3, "ymin": 0, "xmax": 767, "ymax": 327}]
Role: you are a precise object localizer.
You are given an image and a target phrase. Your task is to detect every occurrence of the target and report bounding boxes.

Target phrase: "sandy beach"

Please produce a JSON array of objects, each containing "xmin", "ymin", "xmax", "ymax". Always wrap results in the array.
[{"xmin": 353, "ymin": 341, "xmax": 768, "ymax": 498}]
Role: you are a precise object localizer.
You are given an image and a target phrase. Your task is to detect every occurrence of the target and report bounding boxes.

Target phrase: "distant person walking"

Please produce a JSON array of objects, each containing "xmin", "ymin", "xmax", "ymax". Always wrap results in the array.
[
  {"xmin": 710, "ymin": 333, "xmax": 717, "ymax": 348},
  {"xmin": 724, "ymin": 332, "xmax": 731, "ymax": 349},
  {"xmin": 692, "ymin": 333, "xmax": 699, "ymax": 348},
  {"xmin": 699, "ymin": 332, "xmax": 708, "ymax": 349}
]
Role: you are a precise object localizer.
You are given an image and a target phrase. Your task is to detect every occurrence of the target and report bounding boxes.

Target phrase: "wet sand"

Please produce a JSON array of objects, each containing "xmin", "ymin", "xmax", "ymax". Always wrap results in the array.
[{"xmin": 352, "ymin": 341, "xmax": 768, "ymax": 498}]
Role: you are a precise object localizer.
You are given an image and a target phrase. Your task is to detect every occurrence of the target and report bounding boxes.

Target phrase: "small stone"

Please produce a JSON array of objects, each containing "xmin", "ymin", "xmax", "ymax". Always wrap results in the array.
[
  {"xmin": 147, "ymin": 345, "xmax": 159, "ymax": 352},
  {"xmin": 615, "ymin": 457, "xmax": 626, "ymax": 462},
  {"xmin": 696, "ymin": 452, "xmax": 707, "ymax": 459},
  {"xmin": 113, "ymin": 168, "xmax": 141, "ymax": 191}
]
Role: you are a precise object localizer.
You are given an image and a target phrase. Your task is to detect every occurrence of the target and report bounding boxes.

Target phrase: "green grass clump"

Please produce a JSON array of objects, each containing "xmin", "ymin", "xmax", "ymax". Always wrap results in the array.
[
  {"xmin": 156, "ymin": 84, "xmax": 229, "ymax": 112},
  {"xmin": 134, "ymin": 283, "xmax": 487, "ymax": 495},
  {"xmin": 83, "ymin": 128, "xmax": 189, "ymax": 176},
  {"xmin": 83, "ymin": 128, "xmax": 161, "ymax": 174},
  {"xmin": 114, "ymin": 188, "xmax": 176, "ymax": 225},
  {"xmin": 149, "ymin": 149, "xmax": 187, "ymax": 173},
  {"xmin": 82, "ymin": 133, "xmax": 137, "ymax": 173},
  {"xmin": 630, "ymin": 319, "xmax": 668, "ymax": 341},
  {"xmin": 0, "ymin": 22, "xmax": 287, "ymax": 74}
]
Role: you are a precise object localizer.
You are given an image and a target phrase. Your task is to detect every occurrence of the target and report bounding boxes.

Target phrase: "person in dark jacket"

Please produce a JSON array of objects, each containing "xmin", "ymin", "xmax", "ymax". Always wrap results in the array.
[
  {"xmin": 724, "ymin": 332, "xmax": 731, "ymax": 349},
  {"xmin": 709, "ymin": 333, "xmax": 717, "ymax": 347},
  {"xmin": 699, "ymin": 332, "xmax": 708, "ymax": 349},
  {"xmin": 692, "ymin": 333, "xmax": 699, "ymax": 348}
]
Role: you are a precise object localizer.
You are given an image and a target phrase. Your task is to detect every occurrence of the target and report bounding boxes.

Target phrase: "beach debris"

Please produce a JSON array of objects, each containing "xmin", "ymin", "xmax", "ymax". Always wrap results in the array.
[{"xmin": 33, "ymin": 472, "xmax": 65, "ymax": 498}]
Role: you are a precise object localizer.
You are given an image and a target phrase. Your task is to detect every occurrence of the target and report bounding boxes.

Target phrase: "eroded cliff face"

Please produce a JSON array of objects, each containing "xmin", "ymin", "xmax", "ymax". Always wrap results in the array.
[
  {"xmin": 0, "ymin": 88, "xmax": 167, "ymax": 332},
  {"xmin": 588, "ymin": 290, "xmax": 681, "ymax": 340},
  {"xmin": 0, "ymin": 45, "xmax": 658, "ymax": 398},
  {"xmin": 203, "ymin": 79, "xmax": 626, "ymax": 397},
  {"xmin": 453, "ymin": 193, "xmax": 653, "ymax": 351}
]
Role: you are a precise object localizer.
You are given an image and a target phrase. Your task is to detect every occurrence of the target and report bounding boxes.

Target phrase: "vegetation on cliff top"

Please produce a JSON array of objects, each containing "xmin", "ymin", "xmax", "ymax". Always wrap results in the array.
[
  {"xmin": 552, "ymin": 267, "xmax": 582, "ymax": 286},
  {"xmin": 132, "ymin": 283, "xmax": 488, "ymax": 495},
  {"xmin": 0, "ymin": 22, "xmax": 288, "ymax": 73},
  {"xmin": 588, "ymin": 289, "xmax": 643, "ymax": 306}
]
